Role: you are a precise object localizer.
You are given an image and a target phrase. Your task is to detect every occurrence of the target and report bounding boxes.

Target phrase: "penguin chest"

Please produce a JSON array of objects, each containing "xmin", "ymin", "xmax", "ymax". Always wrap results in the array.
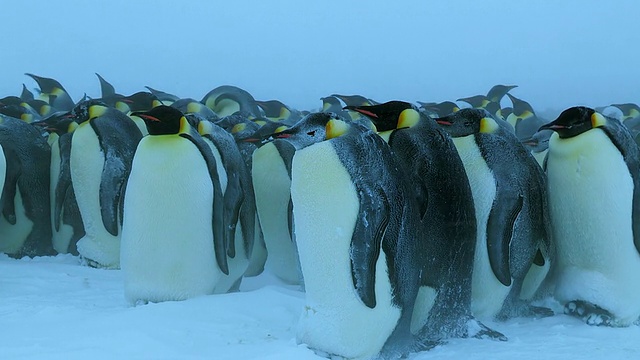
[
  {"xmin": 547, "ymin": 130, "xmax": 640, "ymax": 322},
  {"xmin": 252, "ymin": 142, "xmax": 299, "ymax": 284},
  {"xmin": 121, "ymin": 136, "xmax": 221, "ymax": 303},
  {"xmin": 453, "ymin": 135, "xmax": 509, "ymax": 318},
  {"xmin": 70, "ymin": 123, "xmax": 107, "ymax": 235},
  {"xmin": 291, "ymin": 141, "xmax": 400, "ymax": 360}
]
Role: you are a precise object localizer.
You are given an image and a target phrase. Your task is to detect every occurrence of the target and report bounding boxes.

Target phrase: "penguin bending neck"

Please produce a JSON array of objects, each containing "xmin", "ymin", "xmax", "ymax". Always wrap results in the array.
[{"xmin": 132, "ymin": 105, "xmax": 187, "ymax": 135}]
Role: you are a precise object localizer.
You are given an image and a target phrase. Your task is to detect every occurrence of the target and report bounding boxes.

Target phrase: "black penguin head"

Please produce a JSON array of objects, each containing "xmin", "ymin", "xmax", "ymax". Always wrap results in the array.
[
  {"xmin": 346, "ymin": 100, "xmax": 418, "ymax": 132},
  {"xmin": 69, "ymin": 99, "xmax": 108, "ymax": 123},
  {"xmin": 117, "ymin": 92, "xmax": 161, "ymax": 113},
  {"xmin": 267, "ymin": 112, "xmax": 340, "ymax": 146},
  {"xmin": 320, "ymin": 96, "xmax": 343, "ymax": 112},
  {"xmin": 538, "ymin": 106, "xmax": 606, "ymax": 139},
  {"xmin": 521, "ymin": 129, "xmax": 553, "ymax": 153},
  {"xmin": 330, "ymin": 94, "xmax": 376, "ymax": 107},
  {"xmin": 32, "ymin": 112, "xmax": 78, "ymax": 136},
  {"xmin": 132, "ymin": 105, "xmax": 186, "ymax": 135},
  {"xmin": 486, "ymin": 84, "xmax": 518, "ymax": 103},
  {"xmin": 456, "ymin": 95, "xmax": 490, "ymax": 108},
  {"xmin": 507, "ymin": 93, "xmax": 535, "ymax": 117},
  {"xmin": 256, "ymin": 100, "xmax": 290, "ymax": 119},
  {"xmin": 436, "ymin": 108, "xmax": 499, "ymax": 137}
]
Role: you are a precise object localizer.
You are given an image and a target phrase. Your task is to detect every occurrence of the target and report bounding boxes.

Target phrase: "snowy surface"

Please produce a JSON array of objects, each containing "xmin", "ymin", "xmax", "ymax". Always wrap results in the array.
[{"xmin": 2, "ymin": 254, "xmax": 639, "ymax": 359}]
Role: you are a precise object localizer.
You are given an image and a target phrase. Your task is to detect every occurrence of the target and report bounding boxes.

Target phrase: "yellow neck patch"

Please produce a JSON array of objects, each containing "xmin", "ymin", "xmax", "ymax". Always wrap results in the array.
[
  {"xmin": 231, "ymin": 123, "xmax": 247, "ymax": 134},
  {"xmin": 326, "ymin": 119, "xmax": 350, "ymax": 139},
  {"xmin": 179, "ymin": 116, "xmax": 191, "ymax": 134},
  {"xmin": 274, "ymin": 125, "xmax": 288, "ymax": 133},
  {"xmin": 116, "ymin": 102, "xmax": 130, "ymax": 113},
  {"xmin": 479, "ymin": 117, "xmax": 499, "ymax": 134},
  {"xmin": 198, "ymin": 120, "xmax": 213, "ymax": 135},
  {"xmin": 591, "ymin": 112, "xmax": 607, "ymax": 128},
  {"xmin": 187, "ymin": 102, "xmax": 204, "ymax": 114},
  {"xmin": 88, "ymin": 105, "xmax": 108, "ymax": 120},
  {"xmin": 68, "ymin": 121, "xmax": 79, "ymax": 133},
  {"xmin": 398, "ymin": 109, "xmax": 420, "ymax": 128}
]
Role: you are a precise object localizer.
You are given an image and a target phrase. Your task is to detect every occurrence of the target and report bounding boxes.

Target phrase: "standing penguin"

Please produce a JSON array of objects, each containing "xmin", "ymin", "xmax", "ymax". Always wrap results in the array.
[
  {"xmin": 68, "ymin": 100, "xmax": 143, "ymax": 268},
  {"xmin": 347, "ymin": 101, "xmax": 505, "ymax": 341},
  {"xmin": 0, "ymin": 114, "xmax": 53, "ymax": 257},
  {"xmin": 32, "ymin": 113, "xmax": 85, "ymax": 255},
  {"xmin": 506, "ymin": 93, "xmax": 545, "ymax": 141},
  {"xmin": 25, "ymin": 73, "xmax": 75, "ymax": 111},
  {"xmin": 292, "ymin": 117, "xmax": 428, "ymax": 359},
  {"xmin": 540, "ymin": 106, "xmax": 640, "ymax": 326},
  {"xmin": 252, "ymin": 113, "xmax": 340, "ymax": 285},
  {"xmin": 121, "ymin": 106, "xmax": 227, "ymax": 304},
  {"xmin": 437, "ymin": 108, "xmax": 552, "ymax": 320}
]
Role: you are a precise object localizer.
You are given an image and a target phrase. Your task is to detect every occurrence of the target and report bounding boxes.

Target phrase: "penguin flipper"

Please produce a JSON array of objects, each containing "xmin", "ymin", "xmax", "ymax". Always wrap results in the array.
[
  {"xmin": 486, "ymin": 191, "xmax": 524, "ymax": 287},
  {"xmin": 180, "ymin": 132, "xmax": 229, "ymax": 275},
  {"xmin": 54, "ymin": 134, "xmax": 73, "ymax": 232},
  {"xmin": 98, "ymin": 155, "xmax": 128, "ymax": 236},
  {"xmin": 350, "ymin": 186, "xmax": 389, "ymax": 309},
  {"xmin": 223, "ymin": 173, "xmax": 243, "ymax": 258},
  {"xmin": 1, "ymin": 147, "xmax": 21, "ymax": 225}
]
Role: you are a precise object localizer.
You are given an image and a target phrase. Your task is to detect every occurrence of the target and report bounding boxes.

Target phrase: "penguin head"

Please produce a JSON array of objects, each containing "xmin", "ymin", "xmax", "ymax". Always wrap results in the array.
[
  {"xmin": 267, "ymin": 112, "xmax": 340, "ymax": 146},
  {"xmin": 32, "ymin": 112, "xmax": 78, "ymax": 136},
  {"xmin": 69, "ymin": 99, "xmax": 109, "ymax": 123},
  {"xmin": 538, "ymin": 106, "xmax": 606, "ymax": 139},
  {"xmin": 456, "ymin": 95, "xmax": 490, "ymax": 109},
  {"xmin": 256, "ymin": 100, "xmax": 291, "ymax": 120},
  {"xmin": 345, "ymin": 100, "xmax": 419, "ymax": 131},
  {"xmin": 521, "ymin": 129, "xmax": 553, "ymax": 153},
  {"xmin": 486, "ymin": 84, "xmax": 518, "ymax": 103},
  {"xmin": 116, "ymin": 92, "xmax": 162, "ymax": 113},
  {"xmin": 171, "ymin": 98, "xmax": 220, "ymax": 122},
  {"xmin": 131, "ymin": 105, "xmax": 188, "ymax": 136},
  {"xmin": 436, "ymin": 108, "xmax": 499, "ymax": 137},
  {"xmin": 321, "ymin": 96, "xmax": 343, "ymax": 112},
  {"xmin": 330, "ymin": 94, "xmax": 377, "ymax": 107}
]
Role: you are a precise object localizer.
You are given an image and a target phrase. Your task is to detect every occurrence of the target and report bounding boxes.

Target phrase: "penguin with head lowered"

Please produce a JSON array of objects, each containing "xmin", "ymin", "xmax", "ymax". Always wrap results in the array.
[
  {"xmin": 121, "ymin": 106, "xmax": 227, "ymax": 304},
  {"xmin": 540, "ymin": 106, "xmax": 640, "ymax": 326},
  {"xmin": 0, "ymin": 114, "xmax": 53, "ymax": 257},
  {"xmin": 437, "ymin": 108, "xmax": 553, "ymax": 321},
  {"xmin": 292, "ymin": 116, "xmax": 430, "ymax": 359},
  {"xmin": 347, "ymin": 101, "xmax": 505, "ymax": 342},
  {"xmin": 67, "ymin": 100, "xmax": 143, "ymax": 268}
]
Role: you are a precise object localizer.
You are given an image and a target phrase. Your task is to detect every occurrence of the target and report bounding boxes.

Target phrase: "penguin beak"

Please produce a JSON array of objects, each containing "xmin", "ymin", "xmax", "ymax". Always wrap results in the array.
[
  {"xmin": 436, "ymin": 119, "xmax": 453, "ymax": 126},
  {"xmin": 134, "ymin": 113, "xmax": 160, "ymax": 122},
  {"xmin": 345, "ymin": 106, "xmax": 378, "ymax": 119},
  {"xmin": 521, "ymin": 138, "xmax": 538, "ymax": 147},
  {"xmin": 538, "ymin": 123, "xmax": 568, "ymax": 132}
]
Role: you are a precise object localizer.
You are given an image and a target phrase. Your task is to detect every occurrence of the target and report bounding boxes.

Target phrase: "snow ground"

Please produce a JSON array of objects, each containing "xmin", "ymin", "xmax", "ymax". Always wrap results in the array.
[{"xmin": 1, "ymin": 254, "xmax": 639, "ymax": 360}]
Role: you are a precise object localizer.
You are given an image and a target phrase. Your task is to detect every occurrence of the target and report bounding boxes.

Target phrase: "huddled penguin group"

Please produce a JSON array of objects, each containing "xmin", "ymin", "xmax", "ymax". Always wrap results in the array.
[{"xmin": 2, "ymin": 76, "xmax": 640, "ymax": 359}]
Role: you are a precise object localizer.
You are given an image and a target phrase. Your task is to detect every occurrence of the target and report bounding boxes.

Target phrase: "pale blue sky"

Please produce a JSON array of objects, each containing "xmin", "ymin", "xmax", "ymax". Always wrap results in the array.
[{"xmin": 2, "ymin": 1, "xmax": 639, "ymax": 114}]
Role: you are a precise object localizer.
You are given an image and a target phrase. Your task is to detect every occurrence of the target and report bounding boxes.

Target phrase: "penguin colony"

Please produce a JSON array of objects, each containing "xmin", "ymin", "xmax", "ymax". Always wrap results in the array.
[{"xmin": 1, "ymin": 75, "xmax": 639, "ymax": 359}]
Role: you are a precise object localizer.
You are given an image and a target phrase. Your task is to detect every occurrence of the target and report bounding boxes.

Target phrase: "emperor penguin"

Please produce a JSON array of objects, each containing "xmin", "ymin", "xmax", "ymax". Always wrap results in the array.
[
  {"xmin": 95, "ymin": 73, "xmax": 124, "ymax": 107},
  {"xmin": 437, "ymin": 108, "xmax": 553, "ymax": 320},
  {"xmin": 121, "ymin": 106, "xmax": 227, "ymax": 304},
  {"xmin": 32, "ymin": 113, "xmax": 85, "ymax": 255},
  {"xmin": 20, "ymin": 84, "xmax": 34, "ymax": 101},
  {"xmin": 190, "ymin": 114, "xmax": 256, "ymax": 292},
  {"xmin": 521, "ymin": 130, "xmax": 553, "ymax": 168},
  {"xmin": 0, "ymin": 114, "xmax": 53, "ymax": 257},
  {"xmin": 540, "ymin": 106, "xmax": 640, "ymax": 326},
  {"xmin": 171, "ymin": 98, "xmax": 220, "ymax": 122},
  {"xmin": 144, "ymin": 86, "xmax": 180, "ymax": 104},
  {"xmin": 506, "ymin": 93, "xmax": 544, "ymax": 141},
  {"xmin": 25, "ymin": 73, "xmax": 75, "ymax": 111},
  {"xmin": 201, "ymin": 85, "xmax": 261, "ymax": 118},
  {"xmin": 256, "ymin": 100, "xmax": 300, "ymax": 124},
  {"xmin": 252, "ymin": 113, "xmax": 339, "ymax": 285},
  {"xmin": 347, "ymin": 101, "xmax": 506, "ymax": 342},
  {"xmin": 68, "ymin": 100, "xmax": 143, "ymax": 268},
  {"xmin": 292, "ymin": 116, "xmax": 428, "ymax": 359},
  {"xmin": 417, "ymin": 101, "xmax": 460, "ymax": 118}
]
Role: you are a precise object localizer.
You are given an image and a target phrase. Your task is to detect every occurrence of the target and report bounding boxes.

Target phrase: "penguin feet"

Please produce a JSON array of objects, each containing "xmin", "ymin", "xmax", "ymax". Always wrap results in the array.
[
  {"xmin": 467, "ymin": 319, "xmax": 508, "ymax": 342},
  {"xmin": 564, "ymin": 300, "xmax": 614, "ymax": 326},
  {"xmin": 496, "ymin": 299, "xmax": 554, "ymax": 320}
]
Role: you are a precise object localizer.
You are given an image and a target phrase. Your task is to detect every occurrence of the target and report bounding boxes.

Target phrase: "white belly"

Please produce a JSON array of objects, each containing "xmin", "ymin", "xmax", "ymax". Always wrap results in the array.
[
  {"xmin": 121, "ymin": 136, "xmax": 222, "ymax": 304},
  {"xmin": 252, "ymin": 142, "xmax": 301, "ymax": 284},
  {"xmin": 547, "ymin": 129, "xmax": 640, "ymax": 325},
  {"xmin": 453, "ymin": 135, "xmax": 511, "ymax": 319},
  {"xmin": 292, "ymin": 141, "xmax": 400, "ymax": 360},
  {"xmin": 71, "ymin": 122, "xmax": 120, "ymax": 268}
]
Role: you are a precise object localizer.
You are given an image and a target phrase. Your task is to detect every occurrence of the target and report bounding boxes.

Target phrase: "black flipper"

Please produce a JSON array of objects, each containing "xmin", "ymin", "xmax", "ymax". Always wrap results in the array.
[
  {"xmin": 1, "ymin": 147, "xmax": 21, "ymax": 225},
  {"xmin": 486, "ymin": 190, "xmax": 524, "ymax": 287},
  {"xmin": 602, "ymin": 121, "xmax": 640, "ymax": 255},
  {"xmin": 287, "ymin": 197, "xmax": 294, "ymax": 241},
  {"xmin": 180, "ymin": 132, "xmax": 228, "ymax": 275},
  {"xmin": 223, "ymin": 170, "xmax": 243, "ymax": 259},
  {"xmin": 349, "ymin": 186, "xmax": 390, "ymax": 309},
  {"xmin": 54, "ymin": 133, "xmax": 73, "ymax": 231},
  {"xmin": 90, "ymin": 114, "xmax": 142, "ymax": 237}
]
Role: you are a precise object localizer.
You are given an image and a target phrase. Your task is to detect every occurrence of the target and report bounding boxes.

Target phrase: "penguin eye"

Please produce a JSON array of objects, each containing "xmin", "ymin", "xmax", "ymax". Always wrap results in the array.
[
  {"xmin": 464, "ymin": 121, "xmax": 474, "ymax": 127},
  {"xmin": 307, "ymin": 130, "xmax": 316, "ymax": 136}
]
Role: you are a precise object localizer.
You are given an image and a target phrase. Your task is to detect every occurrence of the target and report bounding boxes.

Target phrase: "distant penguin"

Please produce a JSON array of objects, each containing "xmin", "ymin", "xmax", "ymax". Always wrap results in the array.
[
  {"xmin": 417, "ymin": 101, "xmax": 460, "ymax": 117},
  {"xmin": 506, "ymin": 93, "xmax": 544, "ymax": 140},
  {"xmin": 252, "ymin": 113, "xmax": 338, "ymax": 285},
  {"xmin": 348, "ymin": 101, "xmax": 506, "ymax": 341},
  {"xmin": 171, "ymin": 98, "xmax": 220, "ymax": 122},
  {"xmin": 0, "ymin": 114, "xmax": 53, "ymax": 257},
  {"xmin": 201, "ymin": 85, "xmax": 261, "ymax": 118},
  {"xmin": 486, "ymin": 84, "xmax": 518, "ymax": 104},
  {"xmin": 521, "ymin": 130, "xmax": 553, "ymax": 168},
  {"xmin": 68, "ymin": 100, "xmax": 143, "ymax": 268},
  {"xmin": 25, "ymin": 73, "xmax": 75, "ymax": 111},
  {"xmin": 437, "ymin": 108, "xmax": 552, "ymax": 320},
  {"xmin": 540, "ymin": 106, "xmax": 640, "ymax": 326},
  {"xmin": 115, "ymin": 91, "xmax": 162, "ymax": 114},
  {"xmin": 144, "ymin": 86, "xmax": 180, "ymax": 104},
  {"xmin": 33, "ymin": 113, "xmax": 85, "ymax": 255},
  {"xmin": 121, "ymin": 106, "xmax": 227, "ymax": 304},
  {"xmin": 95, "ymin": 73, "xmax": 124, "ymax": 107},
  {"xmin": 292, "ymin": 117, "xmax": 428, "ymax": 359},
  {"xmin": 256, "ymin": 100, "xmax": 299, "ymax": 124}
]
